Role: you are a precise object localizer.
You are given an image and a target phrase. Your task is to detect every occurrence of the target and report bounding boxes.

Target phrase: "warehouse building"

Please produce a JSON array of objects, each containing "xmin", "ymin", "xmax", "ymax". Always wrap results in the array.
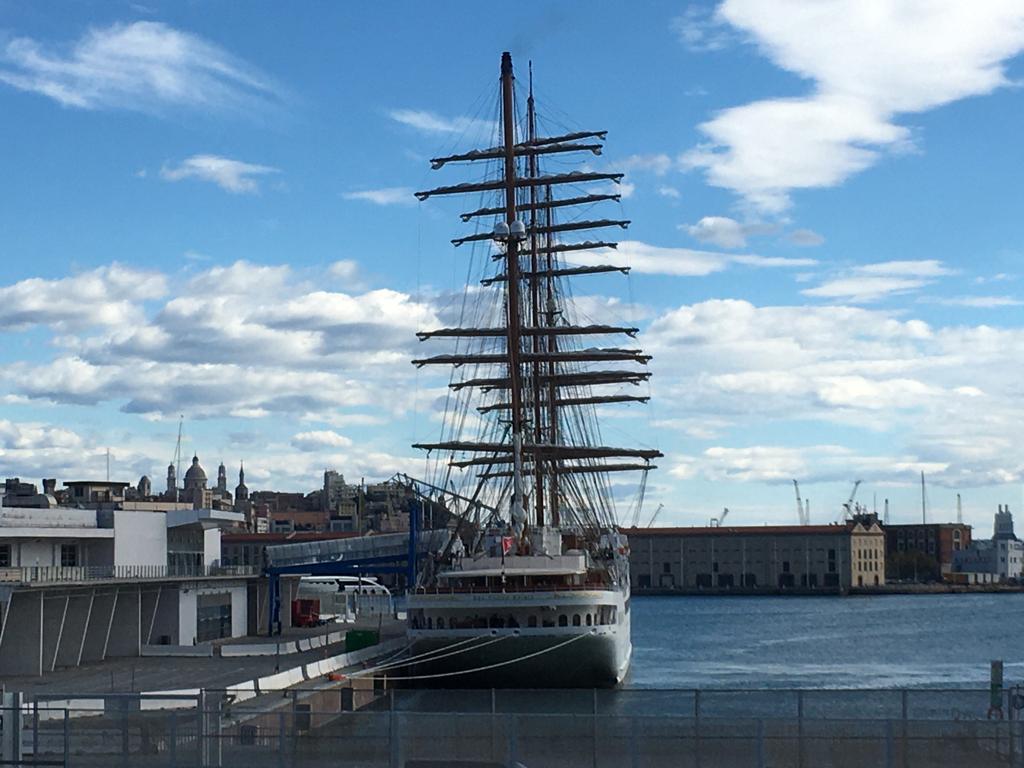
[{"xmin": 626, "ymin": 519, "xmax": 885, "ymax": 592}]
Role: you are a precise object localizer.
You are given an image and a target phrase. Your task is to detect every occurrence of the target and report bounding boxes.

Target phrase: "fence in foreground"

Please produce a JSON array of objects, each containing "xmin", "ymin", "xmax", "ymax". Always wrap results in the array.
[{"xmin": 5, "ymin": 687, "xmax": 1024, "ymax": 768}]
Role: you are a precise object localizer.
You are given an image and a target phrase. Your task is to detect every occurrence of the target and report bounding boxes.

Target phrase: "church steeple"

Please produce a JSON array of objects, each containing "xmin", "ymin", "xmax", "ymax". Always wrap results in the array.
[{"xmin": 235, "ymin": 462, "xmax": 249, "ymax": 501}]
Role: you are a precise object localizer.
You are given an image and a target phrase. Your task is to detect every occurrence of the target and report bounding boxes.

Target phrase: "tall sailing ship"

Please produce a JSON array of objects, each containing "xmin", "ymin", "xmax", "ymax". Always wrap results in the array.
[{"xmin": 404, "ymin": 52, "xmax": 661, "ymax": 688}]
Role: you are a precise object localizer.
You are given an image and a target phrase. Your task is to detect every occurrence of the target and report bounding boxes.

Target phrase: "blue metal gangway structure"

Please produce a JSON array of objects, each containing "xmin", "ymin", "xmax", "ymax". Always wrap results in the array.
[
  {"xmin": 262, "ymin": 507, "xmax": 451, "ymax": 634},
  {"xmin": 261, "ymin": 474, "xmax": 497, "ymax": 634}
]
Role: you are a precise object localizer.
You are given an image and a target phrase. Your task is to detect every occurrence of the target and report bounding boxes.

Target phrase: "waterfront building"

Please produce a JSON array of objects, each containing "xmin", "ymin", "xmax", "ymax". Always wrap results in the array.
[
  {"xmin": 883, "ymin": 522, "xmax": 971, "ymax": 579},
  {"xmin": 953, "ymin": 505, "xmax": 1023, "ymax": 582},
  {"xmin": 626, "ymin": 521, "xmax": 885, "ymax": 592},
  {"xmin": 0, "ymin": 502, "xmax": 288, "ymax": 676}
]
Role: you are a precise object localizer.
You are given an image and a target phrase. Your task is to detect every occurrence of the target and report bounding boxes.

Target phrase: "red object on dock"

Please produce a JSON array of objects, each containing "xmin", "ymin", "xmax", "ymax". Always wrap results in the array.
[{"xmin": 291, "ymin": 598, "xmax": 320, "ymax": 627}]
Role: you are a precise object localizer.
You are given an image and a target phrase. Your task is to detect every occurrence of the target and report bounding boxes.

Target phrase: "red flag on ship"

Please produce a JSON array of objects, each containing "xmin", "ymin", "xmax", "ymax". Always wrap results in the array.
[{"xmin": 501, "ymin": 536, "xmax": 515, "ymax": 555}]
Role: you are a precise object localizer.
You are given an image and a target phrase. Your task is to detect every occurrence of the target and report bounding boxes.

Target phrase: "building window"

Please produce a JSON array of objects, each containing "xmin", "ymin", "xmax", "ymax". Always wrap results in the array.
[
  {"xmin": 662, "ymin": 562, "xmax": 671, "ymax": 574},
  {"xmin": 60, "ymin": 545, "xmax": 78, "ymax": 567},
  {"xmin": 197, "ymin": 592, "xmax": 233, "ymax": 642},
  {"xmin": 0, "ymin": 544, "xmax": 9, "ymax": 567},
  {"xmin": 782, "ymin": 561, "xmax": 791, "ymax": 573},
  {"xmin": 558, "ymin": 615, "xmax": 568, "ymax": 627}
]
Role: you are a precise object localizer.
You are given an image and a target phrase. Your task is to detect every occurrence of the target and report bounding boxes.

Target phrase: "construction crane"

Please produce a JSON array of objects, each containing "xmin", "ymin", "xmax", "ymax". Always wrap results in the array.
[
  {"xmin": 710, "ymin": 507, "xmax": 729, "ymax": 527},
  {"xmin": 839, "ymin": 480, "xmax": 862, "ymax": 521},
  {"xmin": 793, "ymin": 480, "xmax": 810, "ymax": 525},
  {"xmin": 644, "ymin": 503, "xmax": 665, "ymax": 528},
  {"xmin": 627, "ymin": 471, "xmax": 650, "ymax": 528}
]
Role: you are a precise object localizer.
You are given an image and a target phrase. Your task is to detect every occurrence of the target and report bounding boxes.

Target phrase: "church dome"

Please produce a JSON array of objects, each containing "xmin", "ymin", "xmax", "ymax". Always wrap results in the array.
[{"xmin": 184, "ymin": 454, "xmax": 207, "ymax": 484}]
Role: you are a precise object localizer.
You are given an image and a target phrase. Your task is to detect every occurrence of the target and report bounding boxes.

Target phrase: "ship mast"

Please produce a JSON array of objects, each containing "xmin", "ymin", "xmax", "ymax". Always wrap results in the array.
[
  {"xmin": 527, "ymin": 63, "xmax": 546, "ymax": 528},
  {"xmin": 499, "ymin": 51, "xmax": 528, "ymax": 537},
  {"xmin": 412, "ymin": 52, "xmax": 661, "ymax": 540}
]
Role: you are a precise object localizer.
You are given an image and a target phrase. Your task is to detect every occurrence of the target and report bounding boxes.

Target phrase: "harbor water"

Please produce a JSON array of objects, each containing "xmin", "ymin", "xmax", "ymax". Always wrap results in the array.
[{"xmin": 628, "ymin": 593, "xmax": 1024, "ymax": 689}]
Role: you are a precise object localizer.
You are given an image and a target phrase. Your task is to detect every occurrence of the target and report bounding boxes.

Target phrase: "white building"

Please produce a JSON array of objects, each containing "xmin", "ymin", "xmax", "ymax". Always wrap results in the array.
[
  {"xmin": 953, "ymin": 505, "xmax": 1024, "ymax": 582},
  {"xmin": 0, "ymin": 504, "xmax": 292, "ymax": 677}
]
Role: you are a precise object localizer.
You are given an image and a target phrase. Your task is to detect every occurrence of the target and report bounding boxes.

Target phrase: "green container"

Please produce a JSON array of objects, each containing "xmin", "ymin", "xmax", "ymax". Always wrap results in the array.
[{"xmin": 345, "ymin": 629, "xmax": 380, "ymax": 653}]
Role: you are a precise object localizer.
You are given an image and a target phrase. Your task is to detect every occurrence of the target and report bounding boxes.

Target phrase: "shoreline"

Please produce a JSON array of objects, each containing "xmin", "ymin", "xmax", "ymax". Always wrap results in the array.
[{"xmin": 633, "ymin": 583, "xmax": 1024, "ymax": 597}]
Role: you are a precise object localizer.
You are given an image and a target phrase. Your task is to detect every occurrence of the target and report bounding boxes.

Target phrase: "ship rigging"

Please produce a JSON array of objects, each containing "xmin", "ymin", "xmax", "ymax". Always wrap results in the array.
[{"xmin": 412, "ymin": 52, "xmax": 661, "ymax": 545}]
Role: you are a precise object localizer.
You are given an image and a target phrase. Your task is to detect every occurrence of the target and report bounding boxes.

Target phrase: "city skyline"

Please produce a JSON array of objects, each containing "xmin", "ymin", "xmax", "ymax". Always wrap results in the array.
[{"xmin": 2, "ymin": 2, "xmax": 1024, "ymax": 530}]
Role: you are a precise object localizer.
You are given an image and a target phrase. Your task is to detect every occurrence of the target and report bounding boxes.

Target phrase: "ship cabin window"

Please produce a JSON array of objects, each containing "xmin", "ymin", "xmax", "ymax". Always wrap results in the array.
[
  {"xmin": 528, "ymin": 615, "xmax": 537, "ymax": 628},
  {"xmin": 572, "ymin": 614, "xmax": 581, "ymax": 627},
  {"xmin": 558, "ymin": 615, "xmax": 568, "ymax": 627}
]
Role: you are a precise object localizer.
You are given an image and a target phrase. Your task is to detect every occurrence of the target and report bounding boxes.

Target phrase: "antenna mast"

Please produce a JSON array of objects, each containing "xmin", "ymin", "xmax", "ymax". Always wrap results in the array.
[
  {"xmin": 920, "ymin": 470, "xmax": 926, "ymax": 524},
  {"xmin": 174, "ymin": 415, "xmax": 184, "ymax": 503},
  {"xmin": 957, "ymin": 493, "xmax": 962, "ymax": 525}
]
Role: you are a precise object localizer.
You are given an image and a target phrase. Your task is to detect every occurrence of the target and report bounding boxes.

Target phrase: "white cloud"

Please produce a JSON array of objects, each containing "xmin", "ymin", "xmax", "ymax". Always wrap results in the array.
[
  {"xmin": 657, "ymin": 186, "xmax": 681, "ymax": 199},
  {"xmin": 858, "ymin": 260, "xmax": 955, "ymax": 277},
  {"xmin": 802, "ymin": 260, "xmax": 955, "ymax": 303},
  {"xmin": 329, "ymin": 260, "xmax": 360, "ymax": 281},
  {"xmin": 568, "ymin": 240, "xmax": 815, "ymax": 277},
  {"xmin": 672, "ymin": 444, "xmax": 950, "ymax": 488},
  {"xmin": 931, "ymin": 295, "xmax": 1023, "ymax": 308},
  {"xmin": 343, "ymin": 187, "xmax": 414, "ymax": 205},
  {"xmin": 0, "ymin": 21, "xmax": 279, "ymax": 113},
  {"xmin": 0, "ymin": 264, "xmax": 166, "ymax": 331},
  {"xmin": 645, "ymin": 298, "xmax": 1024, "ymax": 487},
  {"xmin": 0, "ymin": 261, "xmax": 442, "ymax": 423},
  {"xmin": 802, "ymin": 276, "xmax": 928, "ymax": 303},
  {"xmin": 0, "ymin": 420, "xmax": 82, "ymax": 451},
  {"xmin": 160, "ymin": 154, "xmax": 278, "ymax": 194},
  {"xmin": 682, "ymin": 1, "xmax": 1024, "ymax": 210},
  {"xmin": 788, "ymin": 228, "xmax": 825, "ymax": 247},
  {"xmin": 685, "ymin": 216, "xmax": 749, "ymax": 249},
  {"xmin": 291, "ymin": 430, "xmax": 353, "ymax": 451},
  {"xmin": 388, "ymin": 109, "xmax": 496, "ymax": 138},
  {"xmin": 620, "ymin": 154, "xmax": 673, "ymax": 175},
  {"xmin": 671, "ymin": 5, "xmax": 737, "ymax": 52}
]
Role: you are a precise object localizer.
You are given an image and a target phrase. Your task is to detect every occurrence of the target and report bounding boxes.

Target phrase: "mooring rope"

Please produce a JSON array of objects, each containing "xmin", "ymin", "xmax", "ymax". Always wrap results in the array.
[
  {"xmin": 355, "ymin": 631, "xmax": 590, "ymax": 682},
  {"xmin": 350, "ymin": 635, "xmax": 506, "ymax": 677}
]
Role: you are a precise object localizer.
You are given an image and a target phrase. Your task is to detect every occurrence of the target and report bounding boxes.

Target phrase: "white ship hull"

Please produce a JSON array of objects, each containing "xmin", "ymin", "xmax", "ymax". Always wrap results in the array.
[{"xmin": 404, "ymin": 585, "xmax": 631, "ymax": 688}]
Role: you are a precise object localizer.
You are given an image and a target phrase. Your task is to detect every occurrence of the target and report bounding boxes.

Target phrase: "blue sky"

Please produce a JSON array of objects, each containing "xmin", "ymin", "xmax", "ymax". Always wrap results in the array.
[{"xmin": 1, "ymin": 1, "xmax": 1023, "ymax": 532}]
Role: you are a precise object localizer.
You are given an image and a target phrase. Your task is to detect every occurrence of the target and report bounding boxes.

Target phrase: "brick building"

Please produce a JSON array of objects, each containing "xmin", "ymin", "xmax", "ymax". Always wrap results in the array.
[{"xmin": 883, "ymin": 523, "xmax": 971, "ymax": 579}]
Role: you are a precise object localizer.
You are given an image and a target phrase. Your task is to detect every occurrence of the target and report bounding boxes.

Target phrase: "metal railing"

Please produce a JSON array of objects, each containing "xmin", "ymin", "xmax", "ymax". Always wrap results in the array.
[
  {"xmin": 9, "ymin": 695, "xmax": 1024, "ymax": 768},
  {"xmin": 0, "ymin": 564, "xmax": 259, "ymax": 585}
]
